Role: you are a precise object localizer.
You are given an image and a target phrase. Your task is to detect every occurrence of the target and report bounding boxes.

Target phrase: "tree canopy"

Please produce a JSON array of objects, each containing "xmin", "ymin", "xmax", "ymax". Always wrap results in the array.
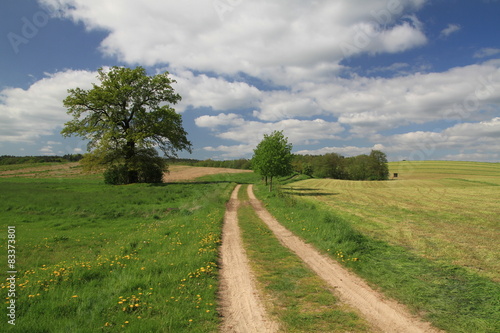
[
  {"xmin": 292, "ymin": 150, "xmax": 389, "ymax": 180},
  {"xmin": 61, "ymin": 66, "xmax": 192, "ymax": 184},
  {"xmin": 252, "ymin": 130, "xmax": 293, "ymax": 191}
]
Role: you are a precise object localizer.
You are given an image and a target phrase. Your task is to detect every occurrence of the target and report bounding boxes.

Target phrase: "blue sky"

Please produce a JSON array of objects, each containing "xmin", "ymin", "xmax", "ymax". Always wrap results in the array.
[{"xmin": 1, "ymin": 0, "xmax": 499, "ymax": 162}]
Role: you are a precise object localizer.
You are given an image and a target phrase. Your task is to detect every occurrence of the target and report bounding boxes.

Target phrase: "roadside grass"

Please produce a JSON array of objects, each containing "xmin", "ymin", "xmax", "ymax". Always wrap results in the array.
[
  {"xmin": 253, "ymin": 181, "xmax": 500, "ymax": 333},
  {"xmin": 0, "ymin": 176, "xmax": 232, "ymax": 332},
  {"xmin": 236, "ymin": 185, "xmax": 369, "ymax": 332}
]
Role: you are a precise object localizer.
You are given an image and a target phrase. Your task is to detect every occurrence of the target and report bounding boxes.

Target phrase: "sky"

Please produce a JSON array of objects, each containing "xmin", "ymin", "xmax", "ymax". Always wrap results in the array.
[{"xmin": 1, "ymin": 0, "xmax": 499, "ymax": 162}]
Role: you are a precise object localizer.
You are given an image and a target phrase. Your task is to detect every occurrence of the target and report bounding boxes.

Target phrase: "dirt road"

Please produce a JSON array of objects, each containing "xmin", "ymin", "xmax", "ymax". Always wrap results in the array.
[
  {"xmin": 163, "ymin": 165, "xmax": 252, "ymax": 182},
  {"xmin": 218, "ymin": 185, "xmax": 280, "ymax": 333},
  {"xmin": 218, "ymin": 184, "xmax": 442, "ymax": 332},
  {"xmin": 245, "ymin": 184, "xmax": 442, "ymax": 333}
]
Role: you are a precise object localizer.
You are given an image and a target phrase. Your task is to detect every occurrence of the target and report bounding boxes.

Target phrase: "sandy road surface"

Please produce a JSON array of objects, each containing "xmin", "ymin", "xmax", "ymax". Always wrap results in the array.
[
  {"xmin": 218, "ymin": 185, "xmax": 280, "ymax": 333},
  {"xmin": 163, "ymin": 165, "xmax": 252, "ymax": 182},
  {"xmin": 246, "ymin": 184, "xmax": 442, "ymax": 333}
]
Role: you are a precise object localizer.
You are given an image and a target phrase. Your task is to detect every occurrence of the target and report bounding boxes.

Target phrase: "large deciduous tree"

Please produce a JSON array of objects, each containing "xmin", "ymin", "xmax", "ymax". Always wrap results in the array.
[
  {"xmin": 252, "ymin": 130, "xmax": 293, "ymax": 191},
  {"xmin": 61, "ymin": 66, "xmax": 192, "ymax": 184}
]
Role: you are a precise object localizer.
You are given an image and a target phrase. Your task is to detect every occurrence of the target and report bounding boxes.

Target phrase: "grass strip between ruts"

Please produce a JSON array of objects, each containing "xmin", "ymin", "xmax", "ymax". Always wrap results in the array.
[{"xmin": 237, "ymin": 185, "xmax": 370, "ymax": 332}]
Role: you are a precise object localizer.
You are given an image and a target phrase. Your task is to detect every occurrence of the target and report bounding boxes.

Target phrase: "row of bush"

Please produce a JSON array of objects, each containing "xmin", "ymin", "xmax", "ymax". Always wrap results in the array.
[
  {"xmin": 0, "ymin": 154, "xmax": 84, "ymax": 165},
  {"xmin": 292, "ymin": 150, "xmax": 389, "ymax": 180}
]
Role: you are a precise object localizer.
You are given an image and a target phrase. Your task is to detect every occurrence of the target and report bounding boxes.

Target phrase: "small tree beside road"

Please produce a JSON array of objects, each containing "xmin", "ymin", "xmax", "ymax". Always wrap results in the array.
[{"xmin": 252, "ymin": 130, "xmax": 293, "ymax": 191}]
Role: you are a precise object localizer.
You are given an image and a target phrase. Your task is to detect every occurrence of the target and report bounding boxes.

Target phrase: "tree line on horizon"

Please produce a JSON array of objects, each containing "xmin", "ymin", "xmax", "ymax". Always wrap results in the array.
[
  {"xmin": 189, "ymin": 149, "xmax": 390, "ymax": 181},
  {"xmin": 292, "ymin": 150, "xmax": 390, "ymax": 181},
  {"xmin": 0, "ymin": 154, "xmax": 83, "ymax": 165},
  {"xmin": 250, "ymin": 131, "xmax": 389, "ymax": 192}
]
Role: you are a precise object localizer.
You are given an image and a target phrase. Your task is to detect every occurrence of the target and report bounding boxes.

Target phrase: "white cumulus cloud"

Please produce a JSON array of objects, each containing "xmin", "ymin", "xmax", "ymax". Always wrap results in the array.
[
  {"xmin": 39, "ymin": 0, "xmax": 429, "ymax": 85},
  {"xmin": 0, "ymin": 69, "xmax": 97, "ymax": 143}
]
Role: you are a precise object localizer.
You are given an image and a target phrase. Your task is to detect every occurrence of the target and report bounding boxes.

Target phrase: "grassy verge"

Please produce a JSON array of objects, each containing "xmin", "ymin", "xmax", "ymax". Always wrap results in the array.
[
  {"xmin": 237, "ymin": 185, "xmax": 369, "ymax": 332},
  {"xmin": 253, "ymin": 183, "xmax": 500, "ymax": 333},
  {"xmin": 0, "ymin": 177, "xmax": 232, "ymax": 332}
]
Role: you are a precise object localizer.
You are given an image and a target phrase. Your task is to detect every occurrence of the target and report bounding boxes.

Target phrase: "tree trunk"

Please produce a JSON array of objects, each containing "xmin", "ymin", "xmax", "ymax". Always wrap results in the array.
[
  {"xmin": 125, "ymin": 140, "xmax": 138, "ymax": 184},
  {"xmin": 269, "ymin": 176, "xmax": 273, "ymax": 192}
]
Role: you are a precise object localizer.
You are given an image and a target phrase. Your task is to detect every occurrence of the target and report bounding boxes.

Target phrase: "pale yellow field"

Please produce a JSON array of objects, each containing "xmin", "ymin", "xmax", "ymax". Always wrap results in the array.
[{"xmin": 289, "ymin": 161, "xmax": 500, "ymax": 281}]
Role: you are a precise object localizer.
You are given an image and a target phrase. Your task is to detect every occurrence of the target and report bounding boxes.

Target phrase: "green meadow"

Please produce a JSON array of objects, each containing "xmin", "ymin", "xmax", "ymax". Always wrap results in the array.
[
  {"xmin": 288, "ymin": 161, "xmax": 500, "ymax": 281},
  {"xmin": 1, "ymin": 160, "xmax": 499, "ymax": 332},
  {"xmin": 0, "ymin": 174, "xmax": 233, "ymax": 332}
]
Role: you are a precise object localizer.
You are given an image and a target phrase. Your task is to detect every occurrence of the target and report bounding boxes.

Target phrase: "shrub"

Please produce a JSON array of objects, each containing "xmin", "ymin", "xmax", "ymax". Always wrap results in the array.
[
  {"xmin": 138, "ymin": 163, "xmax": 164, "ymax": 183},
  {"xmin": 104, "ymin": 164, "xmax": 128, "ymax": 185}
]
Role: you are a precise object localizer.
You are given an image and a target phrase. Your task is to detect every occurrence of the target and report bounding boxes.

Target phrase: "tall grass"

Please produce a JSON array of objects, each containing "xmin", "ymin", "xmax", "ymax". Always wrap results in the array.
[
  {"xmin": 0, "ymin": 177, "xmax": 232, "ymax": 332},
  {"xmin": 253, "ymin": 183, "xmax": 500, "ymax": 333}
]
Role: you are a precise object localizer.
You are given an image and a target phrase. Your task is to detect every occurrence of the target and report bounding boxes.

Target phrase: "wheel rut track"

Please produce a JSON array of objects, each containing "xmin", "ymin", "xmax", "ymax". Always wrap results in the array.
[{"xmin": 218, "ymin": 185, "xmax": 279, "ymax": 333}]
